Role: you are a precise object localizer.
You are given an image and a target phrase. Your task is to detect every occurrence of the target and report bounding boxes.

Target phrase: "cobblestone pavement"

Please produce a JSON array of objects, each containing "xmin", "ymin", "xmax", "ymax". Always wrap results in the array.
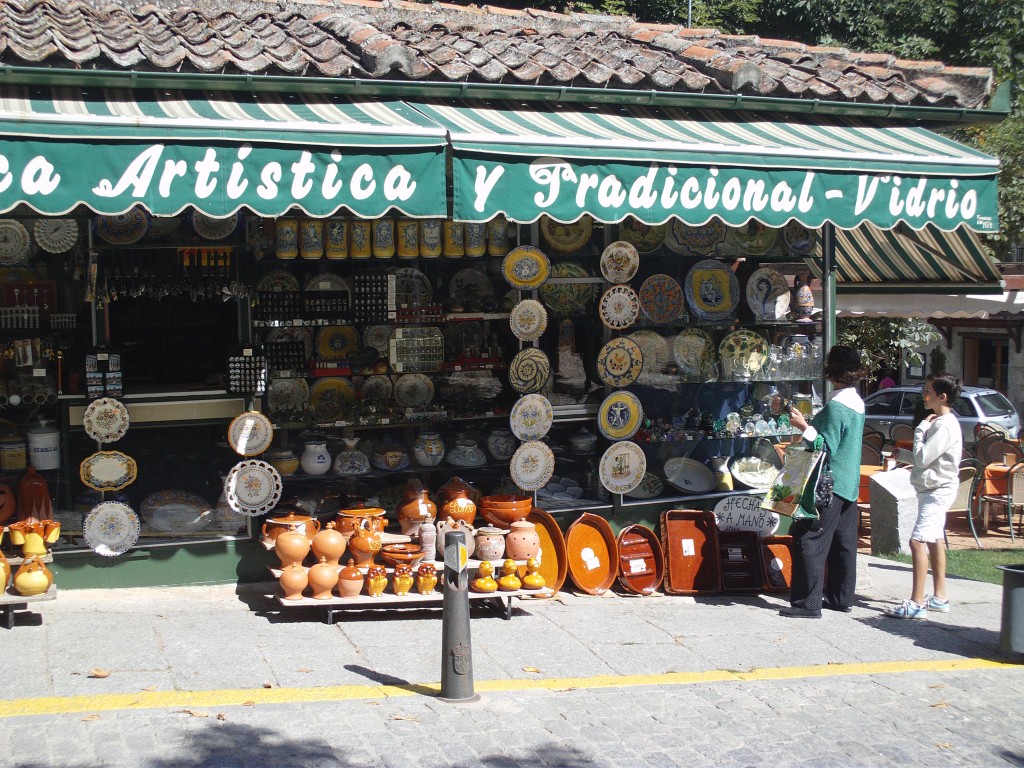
[{"xmin": 1, "ymin": 556, "xmax": 1022, "ymax": 768}]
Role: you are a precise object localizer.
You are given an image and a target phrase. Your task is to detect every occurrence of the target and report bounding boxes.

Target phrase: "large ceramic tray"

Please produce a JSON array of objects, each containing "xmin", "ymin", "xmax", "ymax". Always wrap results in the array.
[
  {"xmin": 760, "ymin": 535, "xmax": 795, "ymax": 592},
  {"xmin": 83, "ymin": 501, "xmax": 141, "ymax": 556},
  {"xmin": 540, "ymin": 215, "xmax": 592, "ymax": 253},
  {"xmin": 619, "ymin": 217, "xmax": 666, "ymax": 254},
  {"xmin": 266, "ymin": 377, "xmax": 309, "ymax": 417},
  {"xmin": 626, "ymin": 329, "xmax": 669, "ymax": 377},
  {"xmin": 684, "ymin": 259, "xmax": 740, "ymax": 321},
  {"xmin": 596, "ymin": 337, "xmax": 644, "ymax": 388},
  {"xmin": 726, "ymin": 221, "xmax": 778, "ymax": 255},
  {"xmin": 660, "ymin": 509, "xmax": 722, "ymax": 595},
  {"xmin": 565, "ymin": 512, "xmax": 619, "ymax": 596},
  {"xmin": 509, "ymin": 393, "xmax": 553, "ymax": 441},
  {"xmin": 80, "ymin": 451, "xmax": 138, "ymax": 492},
  {"xmin": 598, "ymin": 441, "xmax": 646, "ymax": 495},
  {"xmin": 227, "ymin": 410, "xmax": 274, "ymax": 457},
  {"xmin": 597, "ymin": 390, "xmax": 643, "ymax": 441},
  {"xmin": 663, "ymin": 457, "xmax": 717, "ymax": 494},
  {"xmin": 616, "ymin": 524, "xmax": 665, "ymax": 596},
  {"xmin": 638, "ymin": 274, "xmax": 684, "ymax": 324},
  {"xmin": 718, "ymin": 329, "xmax": 769, "ymax": 378},
  {"xmin": 316, "ymin": 325, "xmax": 360, "ymax": 361},
  {"xmin": 522, "ymin": 507, "xmax": 568, "ymax": 594},
  {"xmin": 393, "ymin": 372, "xmax": 434, "ymax": 408},
  {"xmin": 223, "ymin": 459, "xmax": 283, "ymax": 516},
  {"xmin": 671, "ymin": 328, "xmax": 716, "ymax": 380},
  {"xmin": 448, "ymin": 267, "xmax": 494, "ymax": 306},
  {"xmin": 745, "ymin": 266, "xmax": 791, "ymax": 321},
  {"xmin": 82, "ymin": 397, "xmax": 130, "ymax": 443},
  {"xmin": 508, "ymin": 347, "xmax": 550, "ymax": 394},
  {"xmin": 140, "ymin": 490, "xmax": 213, "ymax": 533},
  {"xmin": 624, "ymin": 472, "xmax": 664, "ymax": 500},
  {"xmin": 510, "ymin": 440, "xmax": 556, "ymax": 492},
  {"xmin": 502, "ymin": 245, "xmax": 551, "ymax": 290},
  {"xmin": 308, "ymin": 377, "xmax": 356, "ymax": 421}
]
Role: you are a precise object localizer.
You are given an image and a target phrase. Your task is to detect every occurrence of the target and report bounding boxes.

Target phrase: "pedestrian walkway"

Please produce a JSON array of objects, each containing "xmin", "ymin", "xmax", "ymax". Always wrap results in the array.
[{"xmin": 1, "ymin": 555, "xmax": 1021, "ymax": 767}]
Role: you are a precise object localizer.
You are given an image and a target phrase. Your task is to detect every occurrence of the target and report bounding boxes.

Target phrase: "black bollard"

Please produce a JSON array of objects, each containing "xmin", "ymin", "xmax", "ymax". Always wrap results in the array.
[{"xmin": 439, "ymin": 529, "xmax": 479, "ymax": 702}]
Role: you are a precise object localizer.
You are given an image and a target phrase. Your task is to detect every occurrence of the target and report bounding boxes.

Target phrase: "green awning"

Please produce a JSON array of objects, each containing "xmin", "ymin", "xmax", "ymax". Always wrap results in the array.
[
  {"xmin": 0, "ymin": 86, "xmax": 448, "ymax": 218},
  {"xmin": 414, "ymin": 101, "xmax": 999, "ymax": 232}
]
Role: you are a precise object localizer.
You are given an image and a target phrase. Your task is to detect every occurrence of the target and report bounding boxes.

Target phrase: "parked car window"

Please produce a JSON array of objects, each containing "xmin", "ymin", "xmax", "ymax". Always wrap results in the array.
[
  {"xmin": 952, "ymin": 397, "xmax": 976, "ymax": 418},
  {"xmin": 975, "ymin": 392, "xmax": 1016, "ymax": 417},
  {"xmin": 865, "ymin": 391, "xmax": 900, "ymax": 416},
  {"xmin": 899, "ymin": 391, "xmax": 922, "ymax": 415}
]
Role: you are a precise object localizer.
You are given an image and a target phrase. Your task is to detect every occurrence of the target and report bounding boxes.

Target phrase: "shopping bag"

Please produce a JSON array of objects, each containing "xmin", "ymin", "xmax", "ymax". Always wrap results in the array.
[{"xmin": 761, "ymin": 438, "xmax": 827, "ymax": 519}]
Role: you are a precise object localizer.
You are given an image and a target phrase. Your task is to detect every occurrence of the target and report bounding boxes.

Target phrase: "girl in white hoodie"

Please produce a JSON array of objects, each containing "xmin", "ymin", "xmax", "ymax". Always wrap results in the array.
[{"xmin": 885, "ymin": 373, "xmax": 963, "ymax": 619}]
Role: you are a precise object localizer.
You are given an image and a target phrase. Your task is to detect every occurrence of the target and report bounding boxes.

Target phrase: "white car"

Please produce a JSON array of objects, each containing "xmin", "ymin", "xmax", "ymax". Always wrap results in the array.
[{"xmin": 863, "ymin": 385, "xmax": 1019, "ymax": 445}]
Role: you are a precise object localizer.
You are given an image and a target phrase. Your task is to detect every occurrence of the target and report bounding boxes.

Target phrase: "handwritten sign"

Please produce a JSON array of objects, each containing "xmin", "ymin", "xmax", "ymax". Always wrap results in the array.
[{"xmin": 714, "ymin": 494, "xmax": 779, "ymax": 536}]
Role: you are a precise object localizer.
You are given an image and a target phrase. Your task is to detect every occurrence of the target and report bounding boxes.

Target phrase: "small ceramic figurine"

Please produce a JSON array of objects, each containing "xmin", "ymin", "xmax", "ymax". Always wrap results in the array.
[
  {"xmin": 392, "ymin": 563, "xmax": 415, "ymax": 596},
  {"xmin": 416, "ymin": 563, "xmax": 438, "ymax": 595},
  {"xmin": 366, "ymin": 564, "xmax": 388, "ymax": 597},
  {"xmin": 522, "ymin": 557, "xmax": 546, "ymax": 590},
  {"xmin": 498, "ymin": 559, "xmax": 522, "ymax": 592},
  {"xmin": 471, "ymin": 560, "xmax": 498, "ymax": 593}
]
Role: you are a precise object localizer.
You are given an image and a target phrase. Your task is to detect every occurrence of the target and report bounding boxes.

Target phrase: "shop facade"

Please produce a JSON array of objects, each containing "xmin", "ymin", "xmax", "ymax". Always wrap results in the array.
[{"xmin": 0, "ymin": 0, "xmax": 1005, "ymax": 594}]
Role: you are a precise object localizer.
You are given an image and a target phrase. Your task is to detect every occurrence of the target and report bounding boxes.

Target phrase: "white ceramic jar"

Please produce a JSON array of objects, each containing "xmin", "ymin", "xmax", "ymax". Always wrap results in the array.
[
  {"xmin": 300, "ymin": 441, "xmax": 332, "ymax": 476},
  {"xmin": 27, "ymin": 420, "xmax": 60, "ymax": 470}
]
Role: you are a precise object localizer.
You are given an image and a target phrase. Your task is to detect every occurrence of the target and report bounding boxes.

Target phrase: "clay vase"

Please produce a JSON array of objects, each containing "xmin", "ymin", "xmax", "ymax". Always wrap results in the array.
[
  {"xmin": 412, "ymin": 431, "xmax": 445, "ymax": 467},
  {"xmin": 438, "ymin": 476, "xmax": 479, "ymax": 506},
  {"xmin": 474, "ymin": 526, "xmax": 507, "ymax": 562},
  {"xmin": 416, "ymin": 563, "xmax": 438, "ymax": 595},
  {"xmin": 311, "ymin": 522, "xmax": 346, "ymax": 567},
  {"xmin": 308, "ymin": 557, "xmax": 339, "ymax": 600},
  {"xmin": 436, "ymin": 517, "xmax": 476, "ymax": 560},
  {"xmin": 441, "ymin": 489, "xmax": 477, "ymax": 526},
  {"xmin": 505, "ymin": 520, "xmax": 541, "ymax": 560},
  {"xmin": 336, "ymin": 507, "xmax": 386, "ymax": 539},
  {"xmin": 13, "ymin": 556, "xmax": 52, "ymax": 596},
  {"xmin": 300, "ymin": 442, "xmax": 332, "ymax": 476},
  {"xmin": 0, "ymin": 483, "xmax": 15, "ymax": 525},
  {"xmin": 279, "ymin": 562, "xmax": 308, "ymax": 601},
  {"xmin": 522, "ymin": 557, "xmax": 546, "ymax": 590},
  {"xmin": 498, "ymin": 559, "xmax": 522, "ymax": 592},
  {"xmin": 275, "ymin": 528, "xmax": 312, "ymax": 568},
  {"xmin": 486, "ymin": 429, "xmax": 517, "ymax": 462},
  {"xmin": 417, "ymin": 519, "xmax": 436, "ymax": 561},
  {"xmin": 366, "ymin": 565, "xmax": 388, "ymax": 597},
  {"xmin": 471, "ymin": 560, "xmax": 498, "ymax": 593},
  {"xmin": 392, "ymin": 564, "xmax": 414, "ymax": 596},
  {"xmin": 397, "ymin": 487, "xmax": 437, "ymax": 536},
  {"xmin": 262, "ymin": 511, "xmax": 320, "ymax": 543},
  {"xmin": 792, "ymin": 271, "xmax": 815, "ymax": 320},
  {"xmin": 17, "ymin": 467, "xmax": 52, "ymax": 523},
  {"xmin": 348, "ymin": 521, "xmax": 382, "ymax": 565},
  {"xmin": 337, "ymin": 558, "xmax": 364, "ymax": 598}
]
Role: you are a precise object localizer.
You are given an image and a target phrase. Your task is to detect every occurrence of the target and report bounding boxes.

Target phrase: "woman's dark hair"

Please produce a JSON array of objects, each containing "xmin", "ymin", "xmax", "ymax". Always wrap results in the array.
[
  {"xmin": 926, "ymin": 372, "xmax": 963, "ymax": 404},
  {"xmin": 823, "ymin": 345, "xmax": 868, "ymax": 386}
]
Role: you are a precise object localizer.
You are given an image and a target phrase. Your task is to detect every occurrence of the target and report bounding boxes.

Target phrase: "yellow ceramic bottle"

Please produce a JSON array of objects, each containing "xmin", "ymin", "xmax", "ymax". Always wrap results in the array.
[
  {"xmin": 498, "ymin": 559, "xmax": 522, "ymax": 592},
  {"xmin": 471, "ymin": 560, "xmax": 498, "ymax": 593},
  {"xmin": 522, "ymin": 557, "xmax": 546, "ymax": 590},
  {"xmin": 13, "ymin": 556, "xmax": 52, "ymax": 596}
]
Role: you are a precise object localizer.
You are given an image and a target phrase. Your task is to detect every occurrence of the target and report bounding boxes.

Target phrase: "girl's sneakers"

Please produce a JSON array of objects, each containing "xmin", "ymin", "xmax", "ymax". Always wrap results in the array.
[
  {"xmin": 884, "ymin": 599, "xmax": 927, "ymax": 619},
  {"xmin": 924, "ymin": 595, "xmax": 951, "ymax": 613}
]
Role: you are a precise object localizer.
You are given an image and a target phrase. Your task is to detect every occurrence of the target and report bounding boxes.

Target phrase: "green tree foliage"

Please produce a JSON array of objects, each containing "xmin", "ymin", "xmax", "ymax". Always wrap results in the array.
[{"xmin": 836, "ymin": 317, "xmax": 941, "ymax": 375}]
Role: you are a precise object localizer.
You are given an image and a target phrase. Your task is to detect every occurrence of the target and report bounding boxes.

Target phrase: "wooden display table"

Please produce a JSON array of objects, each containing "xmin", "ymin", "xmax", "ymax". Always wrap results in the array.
[{"xmin": 1, "ymin": 584, "xmax": 57, "ymax": 629}]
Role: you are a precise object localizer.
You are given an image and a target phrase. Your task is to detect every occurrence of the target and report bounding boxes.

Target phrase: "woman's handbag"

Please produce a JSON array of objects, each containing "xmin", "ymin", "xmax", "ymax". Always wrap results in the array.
[
  {"xmin": 762, "ymin": 437, "xmax": 828, "ymax": 520},
  {"xmin": 813, "ymin": 443, "xmax": 834, "ymax": 513}
]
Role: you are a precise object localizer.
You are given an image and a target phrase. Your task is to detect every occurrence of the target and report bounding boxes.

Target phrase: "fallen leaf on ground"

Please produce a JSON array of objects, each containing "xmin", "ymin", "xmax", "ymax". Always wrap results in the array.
[
  {"xmin": 80, "ymin": 714, "xmax": 100, "ymax": 722},
  {"xmin": 217, "ymin": 713, "xmax": 227, "ymax": 721},
  {"xmin": 141, "ymin": 685, "xmax": 157, "ymax": 692},
  {"xmin": 936, "ymin": 743, "xmax": 953, "ymax": 750},
  {"xmin": 522, "ymin": 667, "xmax": 542, "ymax": 673},
  {"xmin": 931, "ymin": 702, "xmax": 950, "ymax": 708},
  {"xmin": 262, "ymin": 683, "xmax": 273, "ymax": 689},
  {"xmin": 176, "ymin": 709, "xmax": 209, "ymax": 718},
  {"xmin": 87, "ymin": 668, "xmax": 110, "ymax": 679},
  {"xmin": 241, "ymin": 701, "xmax": 256, "ymax": 707},
  {"xmin": 929, "ymin": 684, "xmax": 947, "ymax": 689},
  {"xmin": 296, "ymin": 668, "xmax": 312, "ymax": 673},
  {"xmin": 389, "ymin": 715, "xmax": 419, "ymax": 722}
]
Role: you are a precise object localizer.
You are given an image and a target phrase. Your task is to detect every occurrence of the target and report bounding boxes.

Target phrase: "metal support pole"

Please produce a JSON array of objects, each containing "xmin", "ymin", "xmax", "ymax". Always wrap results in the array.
[
  {"xmin": 821, "ymin": 221, "xmax": 838, "ymax": 397},
  {"xmin": 439, "ymin": 530, "xmax": 479, "ymax": 702}
]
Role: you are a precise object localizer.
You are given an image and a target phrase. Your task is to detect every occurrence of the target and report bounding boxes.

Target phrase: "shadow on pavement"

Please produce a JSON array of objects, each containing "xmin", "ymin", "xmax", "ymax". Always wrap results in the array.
[
  {"xmin": 344, "ymin": 663, "xmax": 437, "ymax": 696},
  {"xmin": 858, "ymin": 615, "xmax": 1016, "ymax": 661}
]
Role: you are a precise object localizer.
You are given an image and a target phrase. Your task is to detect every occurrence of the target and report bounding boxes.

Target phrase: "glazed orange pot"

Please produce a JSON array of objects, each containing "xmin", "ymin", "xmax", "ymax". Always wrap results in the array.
[
  {"xmin": 348, "ymin": 521, "xmax": 382, "ymax": 565},
  {"xmin": 311, "ymin": 522, "xmax": 346, "ymax": 567},
  {"xmin": 441, "ymin": 489, "xmax": 476, "ymax": 526},
  {"xmin": 397, "ymin": 489, "xmax": 436, "ymax": 535},
  {"xmin": 279, "ymin": 562, "xmax": 308, "ymax": 601},
  {"xmin": 308, "ymin": 557, "xmax": 339, "ymax": 600},
  {"xmin": 337, "ymin": 558, "xmax": 364, "ymax": 598},
  {"xmin": 262, "ymin": 511, "xmax": 320, "ymax": 543},
  {"xmin": 275, "ymin": 528, "xmax": 312, "ymax": 568},
  {"xmin": 335, "ymin": 507, "xmax": 387, "ymax": 538}
]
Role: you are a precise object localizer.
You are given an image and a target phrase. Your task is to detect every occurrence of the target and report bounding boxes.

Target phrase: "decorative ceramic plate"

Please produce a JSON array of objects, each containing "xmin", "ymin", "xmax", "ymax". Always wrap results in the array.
[
  {"xmin": 596, "ymin": 337, "xmax": 644, "ymax": 387},
  {"xmin": 448, "ymin": 267, "xmax": 494, "ymax": 306},
  {"xmin": 303, "ymin": 273, "xmax": 351, "ymax": 293},
  {"xmin": 598, "ymin": 441, "xmax": 647, "ymax": 494},
  {"xmin": 729, "ymin": 455, "xmax": 780, "ymax": 490},
  {"xmin": 510, "ymin": 299, "xmax": 548, "ymax": 342},
  {"xmin": 597, "ymin": 390, "xmax": 644, "ymax": 441},
  {"xmin": 361, "ymin": 374, "xmax": 393, "ymax": 402},
  {"xmin": 624, "ymin": 472, "xmax": 664, "ymax": 500},
  {"xmin": 393, "ymin": 373, "xmax": 435, "ymax": 408},
  {"xmin": 391, "ymin": 267, "xmax": 433, "ymax": 306},
  {"xmin": 664, "ymin": 218, "xmax": 726, "ymax": 256},
  {"xmin": 256, "ymin": 270, "xmax": 300, "ymax": 292},
  {"xmin": 672, "ymin": 328, "xmax": 717, "ymax": 378},
  {"xmin": 508, "ymin": 347, "xmax": 551, "ymax": 394},
  {"xmin": 94, "ymin": 207, "xmax": 151, "ymax": 245},
  {"xmin": 224, "ymin": 459, "xmax": 283, "ymax": 516},
  {"xmin": 140, "ymin": 490, "xmax": 212, "ymax": 533},
  {"xmin": 538, "ymin": 262, "xmax": 596, "ymax": 315},
  {"xmin": 33, "ymin": 219, "xmax": 79, "ymax": 253},
  {"xmin": 362, "ymin": 324, "xmax": 393, "ymax": 355},
  {"xmin": 539, "ymin": 215, "xmax": 592, "ymax": 253},
  {"xmin": 316, "ymin": 325, "xmax": 360, "ymax": 360},
  {"xmin": 502, "ymin": 245, "xmax": 551, "ymax": 290},
  {"xmin": 524, "ymin": 507, "xmax": 568, "ymax": 593},
  {"xmin": 308, "ymin": 377, "xmax": 356, "ymax": 421},
  {"xmin": 509, "ymin": 393, "xmax": 554, "ymax": 440},
  {"xmin": 191, "ymin": 211, "xmax": 240, "ymax": 241},
  {"xmin": 663, "ymin": 456, "xmax": 717, "ymax": 494},
  {"xmin": 227, "ymin": 410, "xmax": 274, "ymax": 457},
  {"xmin": 0, "ymin": 220, "xmax": 31, "ymax": 265},
  {"xmin": 598, "ymin": 285, "xmax": 640, "ymax": 330},
  {"xmin": 746, "ymin": 266, "xmax": 791, "ymax": 321},
  {"xmin": 726, "ymin": 221, "xmax": 778, "ymax": 255},
  {"xmin": 600, "ymin": 241, "xmax": 640, "ymax": 284},
  {"xmin": 683, "ymin": 259, "xmax": 740, "ymax": 321},
  {"xmin": 82, "ymin": 397, "xmax": 130, "ymax": 443},
  {"xmin": 510, "ymin": 440, "xmax": 556, "ymax": 492},
  {"xmin": 565, "ymin": 512, "xmax": 619, "ymax": 596},
  {"xmin": 638, "ymin": 274, "xmax": 684, "ymax": 324},
  {"xmin": 619, "ymin": 217, "xmax": 666, "ymax": 254},
  {"xmin": 80, "ymin": 450, "xmax": 138, "ymax": 491},
  {"xmin": 718, "ymin": 329, "xmax": 770, "ymax": 377},
  {"xmin": 627, "ymin": 330, "xmax": 670, "ymax": 376},
  {"xmin": 266, "ymin": 377, "xmax": 309, "ymax": 416},
  {"xmin": 783, "ymin": 220, "xmax": 816, "ymax": 256},
  {"xmin": 266, "ymin": 326, "xmax": 313, "ymax": 360},
  {"xmin": 83, "ymin": 501, "xmax": 141, "ymax": 556}
]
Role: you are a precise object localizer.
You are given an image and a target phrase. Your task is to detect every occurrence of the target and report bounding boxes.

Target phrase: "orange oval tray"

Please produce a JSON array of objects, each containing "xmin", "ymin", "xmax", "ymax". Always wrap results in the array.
[
  {"xmin": 565, "ymin": 512, "xmax": 619, "ymax": 595},
  {"xmin": 616, "ymin": 524, "xmax": 664, "ymax": 596}
]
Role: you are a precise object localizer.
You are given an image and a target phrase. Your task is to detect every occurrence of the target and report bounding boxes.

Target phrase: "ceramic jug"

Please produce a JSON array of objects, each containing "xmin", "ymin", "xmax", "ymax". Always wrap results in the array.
[
  {"xmin": 266, "ymin": 448, "xmax": 299, "ymax": 477},
  {"xmin": 486, "ymin": 429, "xmax": 517, "ymax": 462},
  {"xmin": 337, "ymin": 558, "xmax": 364, "ymax": 597},
  {"xmin": 792, "ymin": 271, "xmax": 815, "ymax": 320},
  {"xmin": 412, "ymin": 432, "xmax": 445, "ymax": 467},
  {"xmin": 13, "ymin": 556, "xmax": 53, "ymax": 596},
  {"xmin": 440, "ymin": 489, "xmax": 477, "ymax": 526},
  {"xmin": 308, "ymin": 557, "xmax": 339, "ymax": 599},
  {"xmin": 348, "ymin": 521, "xmax": 382, "ymax": 565},
  {"xmin": 275, "ymin": 528, "xmax": 312, "ymax": 568},
  {"xmin": 279, "ymin": 562, "xmax": 308, "ymax": 600},
  {"xmin": 436, "ymin": 517, "xmax": 476, "ymax": 560},
  {"xmin": 311, "ymin": 522, "xmax": 346, "ymax": 567},
  {"xmin": 397, "ymin": 486, "xmax": 437, "ymax": 536},
  {"xmin": 300, "ymin": 442, "xmax": 332, "ymax": 476}
]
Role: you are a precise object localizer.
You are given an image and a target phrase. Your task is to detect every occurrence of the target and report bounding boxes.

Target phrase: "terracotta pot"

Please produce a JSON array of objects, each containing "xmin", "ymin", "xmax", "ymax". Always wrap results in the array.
[
  {"xmin": 505, "ymin": 520, "xmax": 541, "ymax": 560},
  {"xmin": 336, "ymin": 507, "xmax": 387, "ymax": 538},
  {"xmin": 17, "ymin": 467, "xmax": 52, "ymax": 523},
  {"xmin": 416, "ymin": 563, "xmax": 438, "ymax": 594},
  {"xmin": 337, "ymin": 558, "xmax": 364, "ymax": 598},
  {"xmin": 348, "ymin": 522, "xmax": 382, "ymax": 565},
  {"xmin": 397, "ymin": 488, "xmax": 437, "ymax": 535},
  {"xmin": 13, "ymin": 556, "xmax": 52, "ymax": 596},
  {"xmin": 474, "ymin": 526, "xmax": 507, "ymax": 562},
  {"xmin": 275, "ymin": 528, "xmax": 312, "ymax": 568},
  {"xmin": 366, "ymin": 564, "xmax": 388, "ymax": 597},
  {"xmin": 262, "ymin": 511, "xmax": 320, "ymax": 543},
  {"xmin": 308, "ymin": 557, "xmax": 339, "ymax": 600},
  {"xmin": 279, "ymin": 562, "xmax": 308, "ymax": 600},
  {"xmin": 441, "ymin": 489, "xmax": 476, "ymax": 526},
  {"xmin": 311, "ymin": 522, "xmax": 346, "ymax": 567},
  {"xmin": 380, "ymin": 543, "xmax": 426, "ymax": 569}
]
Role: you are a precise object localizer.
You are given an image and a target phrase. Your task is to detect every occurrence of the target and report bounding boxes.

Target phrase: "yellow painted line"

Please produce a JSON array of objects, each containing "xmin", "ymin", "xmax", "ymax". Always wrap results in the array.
[{"xmin": 0, "ymin": 658, "xmax": 1017, "ymax": 720}]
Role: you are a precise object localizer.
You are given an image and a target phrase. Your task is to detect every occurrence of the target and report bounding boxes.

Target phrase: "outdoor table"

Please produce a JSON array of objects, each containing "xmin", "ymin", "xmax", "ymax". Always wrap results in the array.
[
  {"xmin": 859, "ymin": 465, "xmax": 887, "ymax": 505},
  {"xmin": 894, "ymin": 439, "xmax": 913, "ymax": 452},
  {"xmin": 976, "ymin": 462, "xmax": 1013, "ymax": 530}
]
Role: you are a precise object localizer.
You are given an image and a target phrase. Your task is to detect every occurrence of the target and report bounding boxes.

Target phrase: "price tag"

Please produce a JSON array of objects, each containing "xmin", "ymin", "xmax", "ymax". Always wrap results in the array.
[
  {"xmin": 242, "ymin": 348, "xmax": 253, "ymax": 357},
  {"xmin": 97, "ymin": 353, "xmax": 109, "ymax": 362},
  {"xmin": 32, "ymin": 368, "xmax": 46, "ymax": 377},
  {"xmin": 682, "ymin": 538, "xmax": 695, "ymax": 557}
]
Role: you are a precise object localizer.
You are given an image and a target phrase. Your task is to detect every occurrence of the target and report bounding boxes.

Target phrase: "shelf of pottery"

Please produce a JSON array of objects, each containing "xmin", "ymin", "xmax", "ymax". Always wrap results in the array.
[{"xmin": 1, "ymin": 476, "xmax": 61, "ymax": 621}]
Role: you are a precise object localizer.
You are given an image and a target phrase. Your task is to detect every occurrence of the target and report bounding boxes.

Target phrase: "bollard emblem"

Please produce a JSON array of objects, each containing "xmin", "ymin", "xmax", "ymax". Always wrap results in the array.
[{"xmin": 451, "ymin": 642, "xmax": 470, "ymax": 675}]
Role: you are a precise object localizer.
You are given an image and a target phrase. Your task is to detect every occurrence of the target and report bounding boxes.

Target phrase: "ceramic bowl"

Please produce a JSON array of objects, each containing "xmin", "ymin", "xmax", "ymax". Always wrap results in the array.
[
  {"xmin": 380, "ymin": 543, "xmax": 427, "ymax": 569},
  {"xmin": 372, "ymin": 444, "xmax": 410, "ymax": 471},
  {"xmin": 478, "ymin": 494, "xmax": 533, "ymax": 526}
]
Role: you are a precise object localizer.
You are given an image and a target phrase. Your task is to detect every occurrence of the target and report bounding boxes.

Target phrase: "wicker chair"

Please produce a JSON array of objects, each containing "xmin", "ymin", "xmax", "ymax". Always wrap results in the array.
[
  {"xmin": 890, "ymin": 423, "xmax": 914, "ymax": 445},
  {"xmin": 861, "ymin": 443, "xmax": 883, "ymax": 467},
  {"xmin": 980, "ymin": 440, "xmax": 1023, "ymax": 466},
  {"xmin": 976, "ymin": 461, "xmax": 1024, "ymax": 543},
  {"xmin": 862, "ymin": 429, "xmax": 885, "ymax": 452},
  {"xmin": 972, "ymin": 433, "xmax": 1003, "ymax": 463},
  {"xmin": 944, "ymin": 464, "xmax": 981, "ymax": 549}
]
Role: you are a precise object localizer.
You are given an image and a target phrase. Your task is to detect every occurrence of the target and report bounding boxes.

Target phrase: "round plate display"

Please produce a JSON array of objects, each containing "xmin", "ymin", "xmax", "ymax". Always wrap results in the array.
[
  {"xmin": 448, "ymin": 267, "xmax": 494, "ymax": 307},
  {"xmin": 362, "ymin": 324, "xmax": 393, "ymax": 354},
  {"xmin": 141, "ymin": 490, "xmax": 212, "ymax": 533},
  {"xmin": 683, "ymin": 259, "xmax": 740, "ymax": 321},
  {"xmin": 783, "ymin": 220, "xmax": 816, "ymax": 256},
  {"xmin": 94, "ymin": 207, "xmax": 151, "ymax": 245},
  {"xmin": 360, "ymin": 374, "xmax": 393, "ymax": 403},
  {"xmin": 638, "ymin": 274, "xmax": 684, "ymax": 324},
  {"xmin": 598, "ymin": 285, "xmax": 640, "ymax": 330},
  {"xmin": 509, "ymin": 440, "xmax": 556, "ymax": 492},
  {"xmin": 663, "ymin": 457, "xmax": 717, "ymax": 494},
  {"xmin": 598, "ymin": 441, "xmax": 647, "ymax": 495},
  {"xmin": 82, "ymin": 397, "xmax": 130, "ymax": 443},
  {"xmin": 538, "ymin": 262, "xmax": 596, "ymax": 315},
  {"xmin": 391, "ymin": 267, "xmax": 433, "ymax": 306},
  {"xmin": 627, "ymin": 329, "xmax": 670, "ymax": 376},
  {"xmin": 565, "ymin": 512, "xmax": 619, "ymax": 596},
  {"xmin": 227, "ymin": 411, "xmax": 274, "ymax": 457},
  {"xmin": 664, "ymin": 218, "xmax": 726, "ymax": 257},
  {"xmin": 502, "ymin": 245, "xmax": 551, "ymax": 290},
  {"xmin": 83, "ymin": 501, "xmax": 141, "ymax": 556},
  {"xmin": 510, "ymin": 299, "xmax": 548, "ymax": 342},
  {"xmin": 508, "ymin": 347, "xmax": 551, "ymax": 394},
  {"xmin": 718, "ymin": 329, "xmax": 770, "ymax": 378},
  {"xmin": 33, "ymin": 219, "xmax": 79, "ymax": 254},
  {"xmin": 539, "ymin": 215, "xmax": 592, "ymax": 253},
  {"xmin": 191, "ymin": 211, "xmax": 240, "ymax": 241},
  {"xmin": 256, "ymin": 270, "xmax": 301, "ymax": 293},
  {"xmin": 266, "ymin": 377, "xmax": 309, "ymax": 417},
  {"xmin": 308, "ymin": 377, "xmax": 356, "ymax": 421},
  {"xmin": 599, "ymin": 241, "xmax": 639, "ymax": 284},
  {"xmin": 509, "ymin": 393, "xmax": 554, "ymax": 441},
  {"xmin": 619, "ymin": 217, "xmax": 666, "ymax": 254},
  {"xmin": 80, "ymin": 451, "xmax": 138, "ymax": 492},
  {"xmin": 316, "ymin": 325, "xmax": 360, "ymax": 361},
  {"xmin": 393, "ymin": 373, "xmax": 435, "ymax": 408},
  {"xmin": 726, "ymin": 221, "xmax": 779, "ymax": 255},
  {"xmin": 597, "ymin": 390, "xmax": 643, "ymax": 441},
  {"xmin": 596, "ymin": 337, "xmax": 644, "ymax": 388},
  {"xmin": 0, "ymin": 220, "xmax": 31, "ymax": 265},
  {"xmin": 224, "ymin": 459, "xmax": 283, "ymax": 516},
  {"xmin": 672, "ymin": 328, "xmax": 717, "ymax": 379},
  {"xmin": 746, "ymin": 266, "xmax": 791, "ymax": 321}
]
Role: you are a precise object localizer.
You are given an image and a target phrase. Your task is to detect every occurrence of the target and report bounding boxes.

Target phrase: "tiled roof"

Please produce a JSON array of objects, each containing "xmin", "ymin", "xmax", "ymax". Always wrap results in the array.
[{"xmin": 0, "ymin": 0, "xmax": 995, "ymax": 109}]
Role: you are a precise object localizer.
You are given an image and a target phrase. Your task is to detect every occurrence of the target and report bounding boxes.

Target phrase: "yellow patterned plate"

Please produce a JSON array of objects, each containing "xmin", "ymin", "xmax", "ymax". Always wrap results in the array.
[
  {"xmin": 619, "ymin": 217, "xmax": 666, "ymax": 254},
  {"xmin": 308, "ymin": 377, "xmax": 356, "ymax": 421},
  {"xmin": 597, "ymin": 390, "xmax": 643, "ymax": 441},
  {"xmin": 502, "ymin": 245, "xmax": 551, "ymax": 289},
  {"xmin": 540, "ymin": 214, "xmax": 593, "ymax": 253},
  {"xmin": 316, "ymin": 325, "xmax": 360, "ymax": 361},
  {"xmin": 596, "ymin": 337, "xmax": 644, "ymax": 387},
  {"xmin": 718, "ymin": 330, "xmax": 769, "ymax": 378}
]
